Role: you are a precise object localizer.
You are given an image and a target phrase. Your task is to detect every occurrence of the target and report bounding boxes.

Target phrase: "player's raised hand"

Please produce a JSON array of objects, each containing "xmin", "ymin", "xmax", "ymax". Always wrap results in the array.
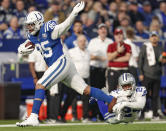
[{"xmin": 72, "ymin": 1, "xmax": 85, "ymax": 15}]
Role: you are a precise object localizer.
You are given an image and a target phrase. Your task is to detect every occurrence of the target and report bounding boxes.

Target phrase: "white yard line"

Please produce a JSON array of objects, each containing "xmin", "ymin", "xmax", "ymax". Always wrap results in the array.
[{"xmin": 0, "ymin": 121, "xmax": 166, "ymax": 127}]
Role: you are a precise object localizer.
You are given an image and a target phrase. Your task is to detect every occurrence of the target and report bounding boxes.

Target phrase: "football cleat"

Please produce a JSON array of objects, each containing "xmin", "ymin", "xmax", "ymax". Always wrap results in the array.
[{"xmin": 16, "ymin": 113, "xmax": 39, "ymax": 127}]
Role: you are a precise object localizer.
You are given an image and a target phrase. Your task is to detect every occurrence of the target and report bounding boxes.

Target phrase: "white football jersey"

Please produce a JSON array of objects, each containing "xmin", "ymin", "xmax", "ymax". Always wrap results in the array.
[{"xmin": 109, "ymin": 86, "xmax": 147, "ymax": 123}]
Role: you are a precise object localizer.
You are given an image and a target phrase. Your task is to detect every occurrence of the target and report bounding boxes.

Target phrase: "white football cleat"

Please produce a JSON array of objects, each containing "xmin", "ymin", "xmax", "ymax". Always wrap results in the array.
[{"xmin": 16, "ymin": 113, "xmax": 39, "ymax": 127}]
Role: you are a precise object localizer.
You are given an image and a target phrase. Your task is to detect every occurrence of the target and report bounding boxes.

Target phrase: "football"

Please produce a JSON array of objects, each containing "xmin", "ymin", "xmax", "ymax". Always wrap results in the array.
[{"xmin": 25, "ymin": 41, "xmax": 35, "ymax": 49}]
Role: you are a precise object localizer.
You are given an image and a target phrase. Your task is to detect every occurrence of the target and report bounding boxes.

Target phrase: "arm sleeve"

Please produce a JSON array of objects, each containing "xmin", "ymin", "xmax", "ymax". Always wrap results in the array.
[
  {"xmin": 125, "ymin": 96, "xmax": 146, "ymax": 109},
  {"xmin": 51, "ymin": 12, "xmax": 77, "ymax": 40}
]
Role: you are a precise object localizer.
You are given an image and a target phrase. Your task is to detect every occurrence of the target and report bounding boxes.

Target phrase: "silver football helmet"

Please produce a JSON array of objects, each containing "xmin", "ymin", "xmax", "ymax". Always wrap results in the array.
[
  {"xmin": 118, "ymin": 73, "xmax": 136, "ymax": 96},
  {"xmin": 24, "ymin": 11, "xmax": 44, "ymax": 35}
]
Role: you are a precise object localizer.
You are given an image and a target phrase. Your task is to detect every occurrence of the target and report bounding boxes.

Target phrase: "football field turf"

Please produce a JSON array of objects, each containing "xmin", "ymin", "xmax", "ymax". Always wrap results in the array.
[{"xmin": 0, "ymin": 121, "xmax": 166, "ymax": 131}]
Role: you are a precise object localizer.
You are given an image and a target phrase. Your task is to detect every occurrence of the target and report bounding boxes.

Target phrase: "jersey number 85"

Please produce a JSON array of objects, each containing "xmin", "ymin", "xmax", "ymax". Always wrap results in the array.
[{"xmin": 36, "ymin": 40, "xmax": 53, "ymax": 58}]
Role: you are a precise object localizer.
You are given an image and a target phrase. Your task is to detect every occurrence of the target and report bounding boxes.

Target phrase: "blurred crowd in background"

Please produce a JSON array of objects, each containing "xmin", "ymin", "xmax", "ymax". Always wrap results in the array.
[
  {"xmin": 0, "ymin": 0, "xmax": 166, "ymax": 123},
  {"xmin": 0, "ymin": 0, "xmax": 166, "ymax": 40}
]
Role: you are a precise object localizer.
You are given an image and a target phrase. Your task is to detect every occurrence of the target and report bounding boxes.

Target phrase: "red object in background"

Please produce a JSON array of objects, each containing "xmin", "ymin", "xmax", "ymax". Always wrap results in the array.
[
  {"xmin": 64, "ymin": 101, "xmax": 83, "ymax": 120},
  {"xmin": 26, "ymin": 99, "xmax": 83, "ymax": 121},
  {"xmin": 162, "ymin": 52, "xmax": 166, "ymax": 59},
  {"xmin": 26, "ymin": 99, "xmax": 47, "ymax": 120}
]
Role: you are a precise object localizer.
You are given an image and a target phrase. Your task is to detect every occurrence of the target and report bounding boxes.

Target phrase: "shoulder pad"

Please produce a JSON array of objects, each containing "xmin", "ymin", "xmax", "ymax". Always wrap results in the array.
[
  {"xmin": 44, "ymin": 20, "xmax": 57, "ymax": 32},
  {"xmin": 135, "ymin": 86, "xmax": 147, "ymax": 96}
]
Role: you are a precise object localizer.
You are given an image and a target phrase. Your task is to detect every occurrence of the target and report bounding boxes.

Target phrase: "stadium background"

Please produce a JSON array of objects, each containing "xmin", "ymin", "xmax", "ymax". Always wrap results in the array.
[{"xmin": 0, "ymin": 0, "xmax": 166, "ymax": 128}]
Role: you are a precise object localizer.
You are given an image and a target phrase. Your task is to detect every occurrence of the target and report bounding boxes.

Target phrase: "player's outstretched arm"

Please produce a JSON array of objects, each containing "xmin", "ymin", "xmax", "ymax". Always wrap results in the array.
[
  {"xmin": 51, "ymin": 1, "xmax": 85, "ymax": 40},
  {"xmin": 123, "ymin": 94, "xmax": 146, "ymax": 109},
  {"xmin": 115, "ymin": 90, "xmax": 146, "ymax": 113}
]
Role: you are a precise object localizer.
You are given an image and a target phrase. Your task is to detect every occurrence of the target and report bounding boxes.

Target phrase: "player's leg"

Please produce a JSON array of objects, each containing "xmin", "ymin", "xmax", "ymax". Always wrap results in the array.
[
  {"xmin": 16, "ymin": 56, "xmax": 69, "ymax": 126},
  {"xmin": 31, "ymin": 56, "xmax": 68, "ymax": 116},
  {"xmin": 64, "ymin": 63, "xmax": 116, "ymax": 111},
  {"xmin": 97, "ymin": 100, "xmax": 118, "ymax": 123}
]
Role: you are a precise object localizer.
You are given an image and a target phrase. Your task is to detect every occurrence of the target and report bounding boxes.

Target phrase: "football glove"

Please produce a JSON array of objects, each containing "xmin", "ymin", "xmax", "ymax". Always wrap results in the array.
[
  {"xmin": 113, "ymin": 101, "xmax": 127, "ymax": 114},
  {"xmin": 72, "ymin": 1, "xmax": 85, "ymax": 15},
  {"xmin": 18, "ymin": 41, "xmax": 34, "ymax": 55}
]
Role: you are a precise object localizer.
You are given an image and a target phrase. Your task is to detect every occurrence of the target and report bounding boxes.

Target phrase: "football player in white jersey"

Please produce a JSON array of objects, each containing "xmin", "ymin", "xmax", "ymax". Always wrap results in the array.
[
  {"xmin": 16, "ymin": 1, "xmax": 116, "ymax": 127},
  {"xmin": 91, "ymin": 73, "xmax": 147, "ymax": 124}
]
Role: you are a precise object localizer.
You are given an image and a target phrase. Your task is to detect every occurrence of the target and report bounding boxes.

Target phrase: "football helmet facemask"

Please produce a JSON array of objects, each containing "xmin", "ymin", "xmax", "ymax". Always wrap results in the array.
[
  {"xmin": 118, "ymin": 73, "xmax": 136, "ymax": 96},
  {"xmin": 24, "ymin": 11, "xmax": 44, "ymax": 35}
]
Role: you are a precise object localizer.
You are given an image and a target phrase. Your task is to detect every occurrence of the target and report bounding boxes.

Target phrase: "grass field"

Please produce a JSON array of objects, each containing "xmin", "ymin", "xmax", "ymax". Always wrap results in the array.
[{"xmin": 0, "ymin": 120, "xmax": 166, "ymax": 131}]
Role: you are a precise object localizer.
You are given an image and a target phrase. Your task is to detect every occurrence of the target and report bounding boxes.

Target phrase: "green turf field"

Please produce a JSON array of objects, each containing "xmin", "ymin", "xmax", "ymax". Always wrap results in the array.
[
  {"xmin": 0, "ymin": 120, "xmax": 166, "ymax": 131},
  {"xmin": 0, "ymin": 124, "xmax": 166, "ymax": 131}
]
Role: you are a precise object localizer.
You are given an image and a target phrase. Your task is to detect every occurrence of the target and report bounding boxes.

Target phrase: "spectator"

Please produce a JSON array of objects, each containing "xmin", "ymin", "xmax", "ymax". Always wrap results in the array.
[
  {"xmin": 118, "ymin": 2, "xmax": 128, "ymax": 13},
  {"xmin": 81, "ymin": 13, "xmax": 98, "ymax": 38},
  {"xmin": 61, "ymin": 0, "xmax": 73, "ymax": 17},
  {"xmin": 84, "ymin": 0, "xmax": 93, "ymax": 13},
  {"xmin": 3, "ymin": 17, "xmax": 25, "ymax": 39},
  {"xmin": 28, "ymin": 5, "xmax": 37, "ymax": 13},
  {"xmin": 44, "ymin": 1, "xmax": 65, "ymax": 23},
  {"xmin": 118, "ymin": 16, "xmax": 131, "ymax": 38},
  {"xmin": 138, "ymin": 31, "xmax": 166, "ymax": 120},
  {"xmin": 108, "ymin": 1, "xmax": 117, "ymax": 24},
  {"xmin": 149, "ymin": 17, "xmax": 164, "ymax": 39},
  {"xmin": 100, "ymin": 0, "xmax": 109, "ymax": 10},
  {"xmin": 128, "ymin": 1, "xmax": 144, "ymax": 25},
  {"xmin": 113, "ymin": 11, "xmax": 127, "ymax": 30},
  {"xmin": 13, "ymin": 0, "xmax": 27, "ymax": 29},
  {"xmin": 88, "ymin": 23, "xmax": 113, "ymax": 120},
  {"xmin": 124, "ymin": 27, "xmax": 140, "ymax": 85},
  {"xmin": 135, "ymin": 20, "xmax": 149, "ymax": 39},
  {"xmin": 65, "ymin": 20, "xmax": 90, "ymax": 49},
  {"xmin": 69, "ymin": 35, "xmax": 91, "ymax": 122},
  {"xmin": 88, "ymin": 1, "xmax": 103, "ymax": 22},
  {"xmin": 155, "ymin": 1, "xmax": 166, "ymax": 30},
  {"xmin": 114, "ymin": 0, "xmax": 123, "ymax": 7},
  {"xmin": 140, "ymin": 1, "xmax": 154, "ymax": 27},
  {"xmin": 106, "ymin": 28, "xmax": 131, "ymax": 92},
  {"xmin": 0, "ymin": 0, "xmax": 13, "ymax": 32}
]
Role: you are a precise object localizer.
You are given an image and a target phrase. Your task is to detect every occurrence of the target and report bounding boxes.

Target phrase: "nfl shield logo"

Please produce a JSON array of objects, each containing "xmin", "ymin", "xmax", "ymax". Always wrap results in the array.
[{"xmin": 42, "ymin": 33, "xmax": 47, "ymax": 39}]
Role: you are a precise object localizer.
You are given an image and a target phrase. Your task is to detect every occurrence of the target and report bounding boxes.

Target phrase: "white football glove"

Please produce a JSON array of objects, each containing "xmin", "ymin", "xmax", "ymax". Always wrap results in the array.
[
  {"xmin": 113, "ymin": 102, "xmax": 127, "ymax": 114},
  {"xmin": 18, "ymin": 41, "xmax": 34, "ymax": 55},
  {"xmin": 72, "ymin": 1, "xmax": 85, "ymax": 15}
]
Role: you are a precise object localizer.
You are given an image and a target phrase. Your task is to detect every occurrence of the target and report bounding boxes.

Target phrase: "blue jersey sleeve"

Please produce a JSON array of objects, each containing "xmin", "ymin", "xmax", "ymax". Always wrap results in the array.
[{"xmin": 44, "ymin": 20, "xmax": 57, "ymax": 33}]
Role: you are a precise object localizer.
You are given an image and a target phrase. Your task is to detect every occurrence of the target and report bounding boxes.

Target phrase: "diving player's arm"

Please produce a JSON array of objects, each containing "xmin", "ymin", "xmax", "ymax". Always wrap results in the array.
[
  {"xmin": 124, "ymin": 94, "xmax": 146, "ymax": 109},
  {"xmin": 51, "ymin": 1, "xmax": 85, "ymax": 40},
  {"xmin": 119, "ymin": 87, "xmax": 147, "ymax": 111}
]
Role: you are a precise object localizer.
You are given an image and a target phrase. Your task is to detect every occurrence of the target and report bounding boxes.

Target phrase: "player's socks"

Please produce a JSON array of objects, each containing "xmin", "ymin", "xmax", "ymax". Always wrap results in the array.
[
  {"xmin": 32, "ymin": 89, "xmax": 45, "ymax": 114},
  {"xmin": 90, "ymin": 87, "xmax": 113, "ymax": 103},
  {"xmin": 97, "ymin": 100, "xmax": 115, "ymax": 120}
]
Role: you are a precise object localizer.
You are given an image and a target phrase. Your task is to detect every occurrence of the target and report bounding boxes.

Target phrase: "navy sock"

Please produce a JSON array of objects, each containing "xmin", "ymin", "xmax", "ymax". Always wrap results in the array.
[
  {"xmin": 32, "ymin": 89, "xmax": 45, "ymax": 114},
  {"xmin": 97, "ymin": 100, "xmax": 108, "ymax": 119},
  {"xmin": 90, "ymin": 87, "xmax": 113, "ymax": 103},
  {"xmin": 97, "ymin": 100, "xmax": 115, "ymax": 120}
]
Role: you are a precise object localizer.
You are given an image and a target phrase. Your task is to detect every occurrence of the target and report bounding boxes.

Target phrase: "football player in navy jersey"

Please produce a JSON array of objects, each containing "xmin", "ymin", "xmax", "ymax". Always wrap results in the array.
[{"xmin": 16, "ymin": 1, "xmax": 115, "ymax": 126}]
